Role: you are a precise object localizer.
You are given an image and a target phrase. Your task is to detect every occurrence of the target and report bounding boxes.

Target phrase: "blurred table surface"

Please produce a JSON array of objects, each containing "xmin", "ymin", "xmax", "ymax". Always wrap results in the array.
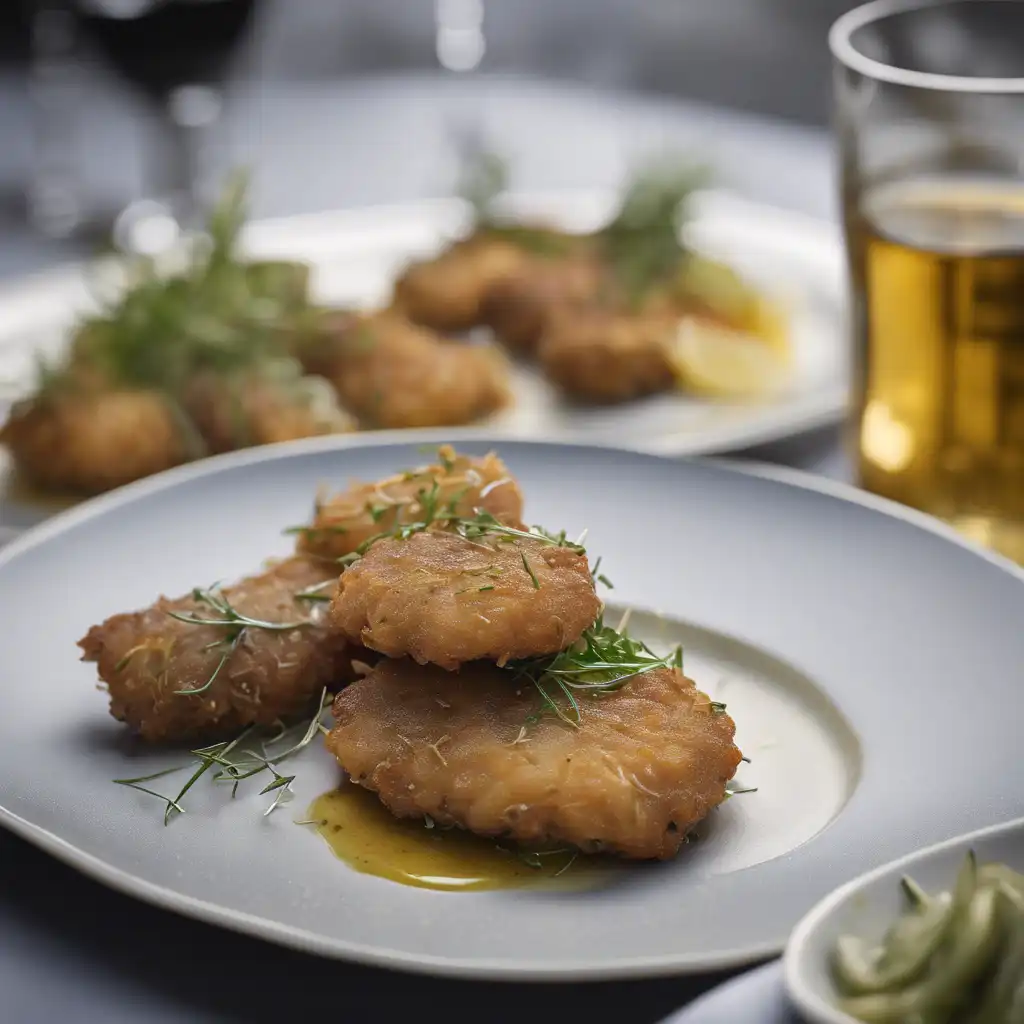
[{"xmin": 0, "ymin": 71, "xmax": 850, "ymax": 1023}]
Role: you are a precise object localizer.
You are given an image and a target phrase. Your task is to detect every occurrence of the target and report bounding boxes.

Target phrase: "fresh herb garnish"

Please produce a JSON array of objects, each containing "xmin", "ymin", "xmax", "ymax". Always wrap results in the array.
[
  {"xmin": 43, "ymin": 172, "xmax": 324, "ymax": 432},
  {"xmin": 293, "ymin": 579, "xmax": 337, "ymax": 603},
  {"xmin": 599, "ymin": 159, "xmax": 708, "ymax": 304},
  {"xmin": 166, "ymin": 584, "xmax": 312, "ymax": 695},
  {"xmin": 114, "ymin": 690, "xmax": 331, "ymax": 824},
  {"xmin": 510, "ymin": 616, "xmax": 685, "ymax": 728},
  {"xmin": 521, "ymin": 551, "xmax": 540, "ymax": 589},
  {"xmin": 454, "ymin": 140, "xmax": 576, "ymax": 256},
  {"xmin": 337, "ymin": 508, "xmax": 585, "ymax": 569}
]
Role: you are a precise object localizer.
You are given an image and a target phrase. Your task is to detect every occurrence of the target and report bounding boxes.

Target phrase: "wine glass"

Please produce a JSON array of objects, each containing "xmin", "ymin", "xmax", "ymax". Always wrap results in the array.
[{"xmin": 27, "ymin": 0, "xmax": 260, "ymax": 253}]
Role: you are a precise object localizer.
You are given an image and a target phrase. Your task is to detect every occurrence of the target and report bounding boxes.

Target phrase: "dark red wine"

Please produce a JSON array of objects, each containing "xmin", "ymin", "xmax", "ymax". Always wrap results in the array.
[{"xmin": 77, "ymin": 0, "xmax": 258, "ymax": 100}]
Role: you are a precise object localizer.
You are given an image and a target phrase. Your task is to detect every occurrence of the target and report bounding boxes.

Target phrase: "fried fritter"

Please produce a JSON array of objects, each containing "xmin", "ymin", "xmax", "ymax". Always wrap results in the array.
[
  {"xmin": 302, "ymin": 311, "xmax": 509, "ymax": 430},
  {"xmin": 391, "ymin": 235, "xmax": 531, "ymax": 333},
  {"xmin": 295, "ymin": 444, "xmax": 524, "ymax": 561},
  {"xmin": 1, "ymin": 389, "xmax": 188, "ymax": 494},
  {"xmin": 480, "ymin": 254, "xmax": 608, "ymax": 355},
  {"xmin": 330, "ymin": 529, "xmax": 600, "ymax": 669},
  {"xmin": 327, "ymin": 660, "xmax": 742, "ymax": 860},
  {"xmin": 79, "ymin": 556, "xmax": 354, "ymax": 743},
  {"xmin": 538, "ymin": 310, "xmax": 676, "ymax": 403},
  {"xmin": 181, "ymin": 368, "xmax": 354, "ymax": 454}
]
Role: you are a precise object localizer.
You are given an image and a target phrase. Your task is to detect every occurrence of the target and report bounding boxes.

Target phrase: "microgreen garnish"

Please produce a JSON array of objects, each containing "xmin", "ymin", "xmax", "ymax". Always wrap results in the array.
[
  {"xmin": 49, "ymin": 173, "xmax": 322, "ymax": 402},
  {"xmin": 509, "ymin": 615, "xmax": 684, "ymax": 728},
  {"xmin": 283, "ymin": 523, "xmax": 348, "ymax": 537},
  {"xmin": 293, "ymin": 579, "xmax": 336, "ymax": 603},
  {"xmin": 336, "ymin": 508, "xmax": 586, "ymax": 570},
  {"xmin": 599, "ymin": 159, "xmax": 708, "ymax": 304},
  {"xmin": 166, "ymin": 585, "xmax": 312, "ymax": 695},
  {"xmin": 114, "ymin": 690, "xmax": 331, "ymax": 824},
  {"xmin": 521, "ymin": 551, "xmax": 540, "ymax": 589}
]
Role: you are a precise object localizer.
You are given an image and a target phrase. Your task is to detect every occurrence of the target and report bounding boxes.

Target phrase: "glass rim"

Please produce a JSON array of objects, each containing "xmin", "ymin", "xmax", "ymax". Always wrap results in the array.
[{"xmin": 830, "ymin": 0, "xmax": 1024, "ymax": 94}]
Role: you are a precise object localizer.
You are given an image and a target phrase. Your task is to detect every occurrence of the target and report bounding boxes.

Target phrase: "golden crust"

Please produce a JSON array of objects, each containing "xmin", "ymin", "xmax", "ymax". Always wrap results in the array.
[
  {"xmin": 330, "ymin": 529, "xmax": 601, "ymax": 669},
  {"xmin": 1, "ymin": 389, "xmax": 187, "ymax": 494},
  {"xmin": 79, "ymin": 556, "xmax": 354, "ymax": 743},
  {"xmin": 538, "ymin": 310, "xmax": 676, "ymax": 403},
  {"xmin": 391, "ymin": 236, "xmax": 530, "ymax": 333},
  {"xmin": 305, "ymin": 311, "xmax": 510, "ymax": 430},
  {"xmin": 295, "ymin": 444, "xmax": 525, "ymax": 561},
  {"xmin": 327, "ymin": 660, "xmax": 742, "ymax": 860},
  {"xmin": 181, "ymin": 371, "xmax": 354, "ymax": 454},
  {"xmin": 480, "ymin": 255, "xmax": 608, "ymax": 354}
]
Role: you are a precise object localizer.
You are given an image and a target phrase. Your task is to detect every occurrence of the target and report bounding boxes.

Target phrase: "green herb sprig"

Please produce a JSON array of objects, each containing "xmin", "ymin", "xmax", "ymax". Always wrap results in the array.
[
  {"xmin": 510, "ymin": 615, "xmax": 688, "ymax": 728},
  {"xmin": 46, "ymin": 172, "xmax": 323, "ymax": 415},
  {"xmin": 599, "ymin": 159, "xmax": 708, "ymax": 304},
  {"xmin": 335, "ymin": 504, "xmax": 586, "ymax": 570},
  {"xmin": 166, "ymin": 584, "xmax": 312, "ymax": 695},
  {"xmin": 114, "ymin": 690, "xmax": 331, "ymax": 824}
]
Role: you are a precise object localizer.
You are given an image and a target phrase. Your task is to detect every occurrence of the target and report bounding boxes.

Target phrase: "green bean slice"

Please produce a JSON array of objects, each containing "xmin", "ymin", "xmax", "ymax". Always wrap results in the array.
[
  {"xmin": 964, "ymin": 884, "xmax": 1024, "ymax": 1024},
  {"xmin": 839, "ymin": 884, "xmax": 1002, "ymax": 1023}
]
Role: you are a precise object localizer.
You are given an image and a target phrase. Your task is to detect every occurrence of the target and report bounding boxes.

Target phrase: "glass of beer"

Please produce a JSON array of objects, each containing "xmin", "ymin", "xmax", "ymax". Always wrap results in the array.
[{"xmin": 831, "ymin": 0, "xmax": 1024, "ymax": 562}]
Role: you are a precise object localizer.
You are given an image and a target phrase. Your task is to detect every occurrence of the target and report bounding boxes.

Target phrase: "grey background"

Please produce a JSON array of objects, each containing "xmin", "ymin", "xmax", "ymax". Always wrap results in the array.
[{"xmin": 0, "ymin": 1, "xmax": 855, "ymax": 1020}]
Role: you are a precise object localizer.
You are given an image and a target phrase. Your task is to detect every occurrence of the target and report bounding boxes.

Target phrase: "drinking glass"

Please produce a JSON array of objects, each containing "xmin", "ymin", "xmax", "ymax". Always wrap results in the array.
[{"xmin": 830, "ymin": 0, "xmax": 1024, "ymax": 562}]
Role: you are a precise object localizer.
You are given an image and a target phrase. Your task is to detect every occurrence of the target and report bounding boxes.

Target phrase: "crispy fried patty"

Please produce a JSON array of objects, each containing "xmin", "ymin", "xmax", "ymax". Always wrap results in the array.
[
  {"xmin": 80, "ymin": 556, "xmax": 354, "ymax": 743},
  {"xmin": 330, "ymin": 529, "xmax": 600, "ymax": 669},
  {"xmin": 295, "ymin": 445, "xmax": 525, "ymax": 562},
  {"xmin": 327, "ymin": 659, "xmax": 742, "ymax": 860}
]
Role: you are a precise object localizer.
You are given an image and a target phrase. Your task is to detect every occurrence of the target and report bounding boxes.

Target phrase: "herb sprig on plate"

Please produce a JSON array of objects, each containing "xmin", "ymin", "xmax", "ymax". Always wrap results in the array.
[
  {"xmin": 114, "ymin": 690, "xmax": 331, "ymax": 824},
  {"xmin": 510, "ymin": 614, "xmax": 687, "ymax": 728}
]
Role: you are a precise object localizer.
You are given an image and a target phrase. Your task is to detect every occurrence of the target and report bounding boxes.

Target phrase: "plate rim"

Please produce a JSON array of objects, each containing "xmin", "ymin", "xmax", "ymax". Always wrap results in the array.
[
  {"xmin": 0, "ymin": 431, "xmax": 1022, "ymax": 981},
  {"xmin": 0, "ymin": 188, "xmax": 848, "ymax": 460}
]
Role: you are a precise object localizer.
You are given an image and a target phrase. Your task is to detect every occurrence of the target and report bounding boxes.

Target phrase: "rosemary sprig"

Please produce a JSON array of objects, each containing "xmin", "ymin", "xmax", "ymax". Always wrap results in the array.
[
  {"xmin": 113, "ymin": 690, "xmax": 331, "ymax": 824},
  {"xmin": 293, "ymin": 579, "xmax": 337, "ymax": 603},
  {"xmin": 166, "ymin": 584, "xmax": 313, "ymax": 695},
  {"xmin": 599, "ymin": 158, "xmax": 708, "ymax": 304},
  {"xmin": 509, "ymin": 615, "xmax": 687, "ymax": 728}
]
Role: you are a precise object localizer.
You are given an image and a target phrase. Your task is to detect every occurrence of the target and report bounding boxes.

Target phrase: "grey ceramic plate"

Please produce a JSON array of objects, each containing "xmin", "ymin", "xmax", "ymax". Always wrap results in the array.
[{"xmin": 0, "ymin": 436, "xmax": 1020, "ymax": 980}]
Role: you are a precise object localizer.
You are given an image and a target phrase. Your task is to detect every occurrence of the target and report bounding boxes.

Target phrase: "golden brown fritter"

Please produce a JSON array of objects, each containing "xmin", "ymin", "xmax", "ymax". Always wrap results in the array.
[
  {"xmin": 79, "ymin": 556, "xmax": 355, "ymax": 744},
  {"xmin": 1, "ymin": 389, "xmax": 188, "ymax": 494},
  {"xmin": 181, "ymin": 368, "xmax": 354, "ymax": 454},
  {"xmin": 391, "ymin": 235, "xmax": 531, "ymax": 333},
  {"xmin": 538, "ymin": 310, "xmax": 676, "ymax": 404},
  {"xmin": 327, "ymin": 660, "xmax": 742, "ymax": 860},
  {"xmin": 301, "ymin": 311, "xmax": 509, "ymax": 430},
  {"xmin": 481, "ymin": 254, "xmax": 608, "ymax": 355},
  {"xmin": 295, "ymin": 444, "xmax": 525, "ymax": 561},
  {"xmin": 330, "ymin": 529, "xmax": 601, "ymax": 669}
]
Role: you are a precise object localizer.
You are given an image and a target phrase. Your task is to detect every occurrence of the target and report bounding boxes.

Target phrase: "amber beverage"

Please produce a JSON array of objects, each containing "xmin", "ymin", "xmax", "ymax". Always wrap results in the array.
[
  {"xmin": 849, "ymin": 177, "xmax": 1024, "ymax": 560},
  {"xmin": 832, "ymin": 0, "xmax": 1024, "ymax": 561}
]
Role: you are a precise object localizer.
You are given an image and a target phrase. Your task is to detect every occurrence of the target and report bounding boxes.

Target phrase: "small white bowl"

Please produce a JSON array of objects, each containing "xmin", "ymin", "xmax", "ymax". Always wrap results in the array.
[{"xmin": 783, "ymin": 816, "xmax": 1024, "ymax": 1024}]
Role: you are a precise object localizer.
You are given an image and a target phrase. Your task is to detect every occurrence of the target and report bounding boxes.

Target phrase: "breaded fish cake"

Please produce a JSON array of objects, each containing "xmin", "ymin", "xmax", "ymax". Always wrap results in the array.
[
  {"xmin": 481, "ymin": 254, "xmax": 608, "ymax": 355},
  {"xmin": 79, "ymin": 556, "xmax": 353, "ymax": 743},
  {"xmin": 304, "ymin": 311, "xmax": 509, "ymax": 430},
  {"xmin": 327, "ymin": 660, "xmax": 742, "ymax": 860},
  {"xmin": 1, "ymin": 389, "xmax": 188, "ymax": 494},
  {"xmin": 295, "ymin": 444, "xmax": 524, "ymax": 561},
  {"xmin": 391, "ymin": 235, "xmax": 530, "ymax": 333},
  {"xmin": 538, "ymin": 310, "xmax": 676, "ymax": 403},
  {"xmin": 181, "ymin": 368, "xmax": 354, "ymax": 454},
  {"xmin": 330, "ymin": 529, "xmax": 600, "ymax": 669}
]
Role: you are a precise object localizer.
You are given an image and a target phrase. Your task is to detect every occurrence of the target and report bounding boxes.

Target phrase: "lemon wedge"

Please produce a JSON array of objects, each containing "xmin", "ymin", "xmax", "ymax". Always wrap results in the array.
[{"xmin": 666, "ymin": 316, "xmax": 791, "ymax": 400}]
